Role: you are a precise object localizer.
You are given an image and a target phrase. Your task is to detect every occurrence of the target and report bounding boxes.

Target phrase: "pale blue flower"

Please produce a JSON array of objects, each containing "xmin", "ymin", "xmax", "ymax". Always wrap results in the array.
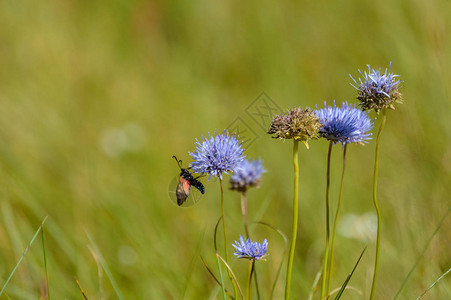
[
  {"xmin": 315, "ymin": 101, "xmax": 374, "ymax": 145},
  {"xmin": 230, "ymin": 159, "xmax": 265, "ymax": 192},
  {"xmin": 189, "ymin": 130, "xmax": 244, "ymax": 180},
  {"xmin": 233, "ymin": 236, "xmax": 268, "ymax": 261},
  {"xmin": 350, "ymin": 63, "xmax": 402, "ymax": 112}
]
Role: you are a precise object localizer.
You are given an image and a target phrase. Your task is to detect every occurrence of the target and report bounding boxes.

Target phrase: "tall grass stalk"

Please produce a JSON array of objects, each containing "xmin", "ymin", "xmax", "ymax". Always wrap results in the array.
[
  {"xmin": 219, "ymin": 179, "xmax": 238, "ymax": 298},
  {"xmin": 285, "ymin": 140, "xmax": 299, "ymax": 300},
  {"xmin": 0, "ymin": 215, "xmax": 48, "ymax": 297},
  {"xmin": 327, "ymin": 144, "xmax": 348, "ymax": 295},
  {"xmin": 370, "ymin": 109, "xmax": 387, "ymax": 300},
  {"xmin": 416, "ymin": 266, "xmax": 451, "ymax": 299},
  {"xmin": 321, "ymin": 141, "xmax": 333, "ymax": 299}
]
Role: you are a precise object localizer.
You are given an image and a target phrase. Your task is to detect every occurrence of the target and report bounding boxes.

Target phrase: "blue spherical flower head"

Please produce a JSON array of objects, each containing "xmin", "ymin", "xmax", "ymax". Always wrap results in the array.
[
  {"xmin": 189, "ymin": 130, "xmax": 245, "ymax": 180},
  {"xmin": 230, "ymin": 159, "xmax": 266, "ymax": 192},
  {"xmin": 315, "ymin": 101, "xmax": 374, "ymax": 146},
  {"xmin": 233, "ymin": 235, "xmax": 268, "ymax": 261},
  {"xmin": 350, "ymin": 63, "xmax": 403, "ymax": 112}
]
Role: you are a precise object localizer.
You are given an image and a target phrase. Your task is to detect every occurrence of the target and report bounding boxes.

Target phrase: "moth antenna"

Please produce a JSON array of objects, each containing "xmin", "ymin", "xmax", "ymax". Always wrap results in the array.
[{"xmin": 172, "ymin": 155, "xmax": 183, "ymax": 169}]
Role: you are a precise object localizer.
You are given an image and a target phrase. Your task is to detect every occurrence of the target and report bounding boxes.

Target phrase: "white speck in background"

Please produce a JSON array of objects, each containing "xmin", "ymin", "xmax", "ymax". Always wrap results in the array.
[
  {"xmin": 117, "ymin": 245, "xmax": 138, "ymax": 266},
  {"xmin": 99, "ymin": 122, "xmax": 146, "ymax": 158},
  {"xmin": 339, "ymin": 212, "xmax": 377, "ymax": 242}
]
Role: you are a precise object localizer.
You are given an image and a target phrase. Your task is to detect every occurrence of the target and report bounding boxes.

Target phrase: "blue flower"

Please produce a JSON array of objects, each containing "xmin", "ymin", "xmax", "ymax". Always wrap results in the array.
[
  {"xmin": 315, "ymin": 101, "xmax": 374, "ymax": 145},
  {"xmin": 350, "ymin": 63, "xmax": 403, "ymax": 112},
  {"xmin": 233, "ymin": 236, "xmax": 268, "ymax": 261},
  {"xmin": 230, "ymin": 159, "xmax": 266, "ymax": 192},
  {"xmin": 189, "ymin": 130, "xmax": 245, "ymax": 180}
]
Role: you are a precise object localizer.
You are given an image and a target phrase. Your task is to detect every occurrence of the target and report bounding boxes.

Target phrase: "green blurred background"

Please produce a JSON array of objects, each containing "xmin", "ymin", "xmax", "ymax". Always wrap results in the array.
[{"xmin": 0, "ymin": 0, "xmax": 450, "ymax": 299}]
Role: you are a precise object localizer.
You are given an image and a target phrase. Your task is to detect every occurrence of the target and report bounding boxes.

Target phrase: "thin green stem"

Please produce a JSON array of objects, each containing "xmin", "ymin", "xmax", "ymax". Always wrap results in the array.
[
  {"xmin": 42, "ymin": 224, "xmax": 50, "ymax": 300},
  {"xmin": 241, "ymin": 191, "xmax": 250, "ymax": 238},
  {"xmin": 220, "ymin": 179, "xmax": 238, "ymax": 298},
  {"xmin": 285, "ymin": 140, "xmax": 299, "ymax": 300},
  {"xmin": 321, "ymin": 141, "xmax": 333, "ymax": 299},
  {"xmin": 370, "ymin": 109, "xmax": 387, "ymax": 300},
  {"xmin": 247, "ymin": 260, "xmax": 255, "ymax": 300},
  {"xmin": 416, "ymin": 266, "xmax": 451, "ymax": 299},
  {"xmin": 1, "ymin": 216, "xmax": 48, "ymax": 297},
  {"xmin": 213, "ymin": 217, "xmax": 227, "ymax": 300},
  {"xmin": 327, "ymin": 144, "xmax": 347, "ymax": 296},
  {"xmin": 216, "ymin": 252, "xmax": 227, "ymax": 300}
]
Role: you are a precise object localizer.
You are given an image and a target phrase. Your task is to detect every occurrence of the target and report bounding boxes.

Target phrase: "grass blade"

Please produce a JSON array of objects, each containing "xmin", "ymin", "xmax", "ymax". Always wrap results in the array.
[
  {"xmin": 213, "ymin": 216, "xmax": 227, "ymax": 300},
  {"xmin": 86, "ymin": 231, "xmax": 124, "ymax": 300},
  {"xmin": 0, "ymin": 215, "xmax": 48, "ymax": 296},
  {"xmin": 200, "ymin": 256, "xmax": 234, "ymax": 299},
  {"xmin": 42, "ymin": 223, "xmax": 50, "ymax": 300},
  {"xmin": 333, "ymin": 247, "xmax": 366, "ymax": 300},
  {"xmin": 216, "ymin": 254, "xmax": 244, "ymax": 299},
  {"xmin": 254, "ymin": 221, "xmax": 288, "ymax": 300},
  {"xmin": 394, "ymin": 207, "xmax": 450, "ymax": 299},
  {"xmin": 416, "ymin": 266, "xmax": 451, "ymax": 299},
  {"xmin": 307, "ymin": 269, "xmax": 322, "ymax": 300},
  {"xmin": 76, "ymin": 279, "xmax": 89, "ymax": 300}
]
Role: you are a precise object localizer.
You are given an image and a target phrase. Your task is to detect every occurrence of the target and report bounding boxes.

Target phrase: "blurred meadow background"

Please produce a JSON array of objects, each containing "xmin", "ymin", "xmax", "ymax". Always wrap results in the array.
[{"xmin": 0, "ymin": 0, "xmax": 450, "ymax": 299}]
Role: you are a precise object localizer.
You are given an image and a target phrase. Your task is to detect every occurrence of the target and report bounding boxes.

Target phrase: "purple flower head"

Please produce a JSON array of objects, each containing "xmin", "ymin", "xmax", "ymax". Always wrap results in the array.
[
  {"xmin": 315, "ymin": 101, "xmax": 374, "ymax": 146},
  {"xmin": 350, "ymin": 63, "xmax": 403, "ymax": 112},
  {"xmin": 230, "ymin": 159, "xmax": 266, "ymax": 192},
  {"xmin": 189, "ymin": 130, "xmax": 245, "ymax": 180},
  {"xmin": 233, "ymin": 236, "xmax": 268, "ymax": 261}
]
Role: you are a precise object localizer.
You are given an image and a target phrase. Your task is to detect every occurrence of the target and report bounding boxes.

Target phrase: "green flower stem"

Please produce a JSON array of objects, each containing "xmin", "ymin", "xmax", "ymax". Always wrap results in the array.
[
  {"xmin": 327, "ymin": 143, "xmax": 348, "ymax": 296},
  {"xmin": 285, "ymin": 140, "xmax": 299, "ymax": 300},
  {"xmin": 321, "ymin": 141, "xmax": 333, "ymax": 299},
  {"xmin": 219, "ymin": 179, "xmax": 238, "ymax": 298},
  {"xmin": 241, "ymin": 191, "xmax": 260, "ymax": 298},
  {"xmin": 370, "ymin": 109, "xmax": 387, "ymax": 300},
  {"xmin": 241, "ymin": 191, "xmax": 250, "ymax": 238},
  {"xmin": 246, "ymin": 260, "xmax": 255, "ymax": 300}
]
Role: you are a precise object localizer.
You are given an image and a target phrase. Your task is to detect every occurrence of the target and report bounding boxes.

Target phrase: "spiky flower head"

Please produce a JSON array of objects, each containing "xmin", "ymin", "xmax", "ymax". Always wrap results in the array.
[
  {"xmin": 315, "ymin": 101, "xmax": 374, "ymax": 146},
  {"xmin": 233, "ymin": 236, "xmax": 268, "ymax": 261},
  {"xmin": 267, "ymin": 107, "xmax": 321, "ymax": 148},
  {"xmin": 350, "ymin": 63, "xmax": 403, "ymax": 112},
  {"xmin": 189, "ymin": 130, "xmax": 245, "ymax": 180},
  {"xmin": 230, "ymin": 159, "xmax": 266, "ymax": 192}
]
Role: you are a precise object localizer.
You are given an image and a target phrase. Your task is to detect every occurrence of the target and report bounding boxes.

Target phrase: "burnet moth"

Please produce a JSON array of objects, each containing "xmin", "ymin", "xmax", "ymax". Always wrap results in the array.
[{"xmin": 172, "ymin": 156, "xmax": 205, "ymax": 206}]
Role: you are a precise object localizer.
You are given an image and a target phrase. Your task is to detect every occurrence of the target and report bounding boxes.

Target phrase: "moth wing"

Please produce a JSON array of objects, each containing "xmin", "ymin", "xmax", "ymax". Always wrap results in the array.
[{"xmin": 176, "ymin": 177, "xmax": 191, "ymax": 206}]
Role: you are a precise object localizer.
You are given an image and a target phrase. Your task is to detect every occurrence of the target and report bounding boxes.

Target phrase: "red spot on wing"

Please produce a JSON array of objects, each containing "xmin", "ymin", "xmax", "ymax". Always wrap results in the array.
[
  {"xmin": 181, "ymin": 178, "xmax": 191, "ymax": 194},
  {"xmin": 176, "ymin": 177, "xmax": 191, "ymax": 206}
]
